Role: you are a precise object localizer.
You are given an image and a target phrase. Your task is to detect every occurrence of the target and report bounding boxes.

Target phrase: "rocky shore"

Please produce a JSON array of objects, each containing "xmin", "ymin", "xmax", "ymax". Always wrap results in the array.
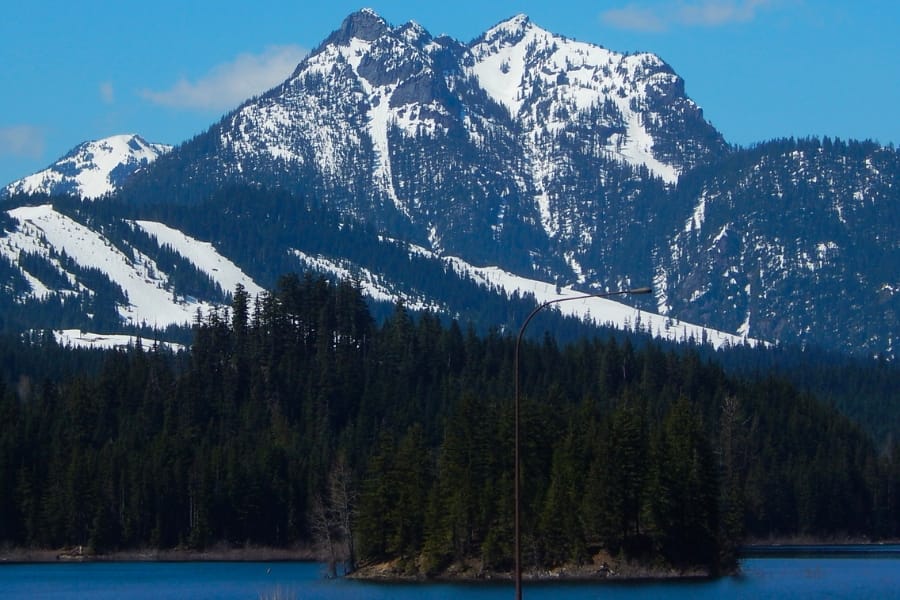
[
  {"xmin": 0, "ymin": 544, "xmax": 715, "ymax": 583},
  {"xmin": 347, "ymin": 551, "xmax": 713, "ymax": 583}
]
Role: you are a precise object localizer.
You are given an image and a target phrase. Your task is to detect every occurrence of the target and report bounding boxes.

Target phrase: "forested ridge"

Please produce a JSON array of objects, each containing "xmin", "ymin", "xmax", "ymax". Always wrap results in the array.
[{"xmin": 1, "ymin": 274, "xmax": 898, "ymax": 578}]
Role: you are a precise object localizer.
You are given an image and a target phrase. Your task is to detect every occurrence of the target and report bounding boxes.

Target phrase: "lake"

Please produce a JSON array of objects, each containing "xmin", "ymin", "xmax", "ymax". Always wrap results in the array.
[{"xmin": 2, "ymin": 549, "xmax": 899, "ymax": 599}]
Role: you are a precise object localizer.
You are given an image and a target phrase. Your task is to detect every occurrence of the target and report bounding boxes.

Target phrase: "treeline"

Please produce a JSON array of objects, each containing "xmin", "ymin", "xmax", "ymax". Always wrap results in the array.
[
  {"xmin": 1, "ymin": 274, "xmax": 898, "ymax": 577},
  {"xmin": 54, "ymin": 185, "xmax": 657, "ymax": 333},
  {"xmin": 707, "ymin": 343, "xmax": 900, "ymax": 446}
]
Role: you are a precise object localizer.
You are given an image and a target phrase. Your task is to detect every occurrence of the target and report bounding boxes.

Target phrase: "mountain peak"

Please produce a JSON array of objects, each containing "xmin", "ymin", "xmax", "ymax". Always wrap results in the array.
[
  {"xmin": 2, "ymin": 133, "xmax": 171, "ymax": 200},
  {"xmin": 396, "ymin": 20, "xmax": 430, "ymax": 47},
  {"xmin": 496, "ymin": 14, "xmax": 532, "ymax": 33},
  {"xmin": 326, "ymin": 8, "xmax": 390, "ymax": 45},
  {"xmin": 479, "ymin": 14, "xmax": 534, "ymax": 46}
]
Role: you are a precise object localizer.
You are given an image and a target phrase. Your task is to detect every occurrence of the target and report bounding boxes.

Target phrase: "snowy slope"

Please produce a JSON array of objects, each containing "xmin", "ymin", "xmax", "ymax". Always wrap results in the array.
[
  {"xmin": 469, "ymin": 14, "xmax": 680, "ymax": 184},
  {"xmin": 133, "ymin": 220, "xmax": 265, "ymax": 298},
  {"xmin": 2, "ymin": 205, "xmax": 262, "ymax": 328},
  {"xmin": 295, "ymin": 241, "xmax": 762, "ymax": 350},
  {"xmin": 2, "ymin": 202, "xmax": 757, "ymax": 351},
  {"xmin": 221, "ymin": 9, "xmax": 454, "ymax": 218},
  {"xmin": 3, "ymin": 134, "xmax": 171, "ymax": 199},
  {"xmin": 53, "ymin": 329, "xmax": 184, "ymax": 352},
  {"xmin": 291, "ymin": 249, "xmax": 438, "ymax": 311},
  {"xmin": 444, "ymin": 257, "xmax": 758, "ymax": 350},
  {"xmin": 5, "ymin": 204, "xmax": 211, "ymax": 326}
]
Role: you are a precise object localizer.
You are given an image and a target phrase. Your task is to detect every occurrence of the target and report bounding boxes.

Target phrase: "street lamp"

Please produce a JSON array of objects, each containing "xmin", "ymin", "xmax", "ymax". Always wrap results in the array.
[{"xmin": 513, "ymin": 286, "xmax": 652, "ymax": 599}]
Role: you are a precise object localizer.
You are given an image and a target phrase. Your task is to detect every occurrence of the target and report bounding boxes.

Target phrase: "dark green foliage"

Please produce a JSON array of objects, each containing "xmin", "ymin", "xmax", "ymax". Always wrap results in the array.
[
  {"xmin": 0, "ymin": 253, "xmax": 31, "ymax": 300},
  {"xmin": 709, "ymin": 342, "xmax": 900, "ymax": 446},
  {"xmin": 646, "ymin": 397, "xmax": 719, "ymax": 567},
  {"xmin": 17, "ymin": 251, "xmax": 74, "ymax": 292},
  {"xmin": 0, "ymin": 275, "xmax": 896, "ymax": 578}
]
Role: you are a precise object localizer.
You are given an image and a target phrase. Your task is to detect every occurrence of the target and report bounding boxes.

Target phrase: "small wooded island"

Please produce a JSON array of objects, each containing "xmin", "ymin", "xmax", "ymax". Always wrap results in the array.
[{"xmin": 1, "ymin": 275, "xmax": 898, "ymax": 580}]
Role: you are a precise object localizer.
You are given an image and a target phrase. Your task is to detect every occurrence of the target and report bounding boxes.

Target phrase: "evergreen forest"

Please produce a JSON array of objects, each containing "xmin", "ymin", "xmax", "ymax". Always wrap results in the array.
[{"xmin": 1, "ymin": 274, "xmax": 898, "ymax": 578}]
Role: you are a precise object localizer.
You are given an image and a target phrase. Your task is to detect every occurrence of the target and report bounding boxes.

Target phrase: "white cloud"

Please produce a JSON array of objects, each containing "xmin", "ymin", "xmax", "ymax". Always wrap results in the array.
[
  {"xmin": 0, "ymin": 125, "xmax": 45, "ymax": 159},
  {"xmin": 602, "ymin": 0, "xmax": 775, "ymax": 31},
  {"xmin": 141, "ymin": 45, "xmax": 307, "ymax": 112},
  {"xmin": 678, "ymin": 0, "xmax": 772, "ymax": 26},
  {"xmin": 602, "ymin": 5, "xmax": 667, "ymax": 32},
  {"xmin": 99, "ymin": 81, "xmax": 115, "ymax": 104}
]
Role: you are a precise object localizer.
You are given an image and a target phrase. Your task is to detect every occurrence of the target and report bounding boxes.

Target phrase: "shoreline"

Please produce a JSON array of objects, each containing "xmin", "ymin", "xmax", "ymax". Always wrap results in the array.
[
  {"xmin": 0, "ymin": 544, "xmax": 319, "ymax": 565},
  {"xmin": 347, "ymin": 565, "xmax": 715, "ymax": 584},
  {"xmin": 0, "ymin": 545, "xmax": 716, "ymax": 582},
  {"xmin": 4, "ymin": 539, "xmax": 897, "ymax": 581},
  {"xmin": 345, "ymin": 551, "xmax": 716, "ymax": 584}
]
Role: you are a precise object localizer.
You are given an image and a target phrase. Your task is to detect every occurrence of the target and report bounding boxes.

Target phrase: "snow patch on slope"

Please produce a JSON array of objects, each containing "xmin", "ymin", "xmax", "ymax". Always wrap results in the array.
[
  {"xmin": 469, "ymin": 15, "xmax": 680, "ymax": 185},
  {"xmin": 348, "ymin": 236, "xmax": 761, "ymax": 350},
  {"xmin": 6, "ymin": 205, "xmax": 208, "ymax": 326},
  {"xmin": 609, "ymin": 109, "xmax": 678, "ymax": 184},
  {"xmin": 3, "ymin": 206, "xmax": 263, "ymax": 332},
  {"xmin": 443, "ymin": 256, "xmax": 758, "ymax": 349},
  {"xmin": 290, "ymin": 249, "xmax": 437, "ymax": 310},
  {"xmin": 345, "ymin": 38, "xmax": 406, "ymax": 217},
  {"xmin": 54, "ymin": 329, "xmax": 184, "ymax": 352},
  {"xmin": 686, "ymin": 191, "xmax": 708, "ymax": 232},
  {"xmin": 133, "ymin": 220, "xmax": 265, "ymax": 297}
]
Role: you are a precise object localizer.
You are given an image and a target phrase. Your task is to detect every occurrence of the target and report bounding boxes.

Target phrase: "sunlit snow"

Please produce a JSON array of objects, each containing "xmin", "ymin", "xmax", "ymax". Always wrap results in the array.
[
  {"xmin": 302, "ymin": 236, "xmax": 761, "ymax": 350},
  {"xmin": 3, "ymin": 134, "xmax": 170, "ymax": 199},
  {"xmin": 469, "ymin": 15, "xmax": 680, "ymax": 186},
  {"xmin": 443, "ymin": 256, "xmax": 759, "ymax": 349},
  {"xmin": 6, "ymin": 205, "xmax": 209, "ymax": 327},
  {"xmin": 291, "ymin": 249, "xmax": 437, "ymax": 311},
  {"xmin": 3, "ymin": 205, "xmax": 263, "ymax": 331},
  {"xmin": 133, "ymin": 220, "xmax": 265, "ymax": 297},
  {"xmin": 54, "ymin": 329, "xmax": 184, "ymax": 352}
]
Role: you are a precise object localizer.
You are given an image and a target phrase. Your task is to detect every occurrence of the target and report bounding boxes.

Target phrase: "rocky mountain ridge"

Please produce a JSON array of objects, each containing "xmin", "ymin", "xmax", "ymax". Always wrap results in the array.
[
  {"xmin": 121, "ymin": 10, "xmax": 726, "ymax": 279},
  {"xmin": 1, "ymin": 10, "xmax": 896, "ymax": 358}
]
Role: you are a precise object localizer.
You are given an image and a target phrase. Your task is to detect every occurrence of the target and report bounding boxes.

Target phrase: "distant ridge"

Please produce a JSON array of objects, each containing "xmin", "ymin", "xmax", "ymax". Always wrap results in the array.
[{"xmin": 3, "ymin": 134, "xmax": 171, "ymax": 199}]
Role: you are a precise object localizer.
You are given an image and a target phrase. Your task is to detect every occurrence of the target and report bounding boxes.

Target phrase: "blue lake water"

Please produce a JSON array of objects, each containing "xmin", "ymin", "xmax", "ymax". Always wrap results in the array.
[{"xmin": 2, "ymin": 551, "xmax": 900, "ymax": 599}]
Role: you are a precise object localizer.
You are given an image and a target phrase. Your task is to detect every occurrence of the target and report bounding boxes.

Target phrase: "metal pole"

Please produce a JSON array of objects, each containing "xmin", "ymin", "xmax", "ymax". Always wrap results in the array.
[{"xmin": 513, "ymin": 287, "xmax": 651, "ymax": 599}]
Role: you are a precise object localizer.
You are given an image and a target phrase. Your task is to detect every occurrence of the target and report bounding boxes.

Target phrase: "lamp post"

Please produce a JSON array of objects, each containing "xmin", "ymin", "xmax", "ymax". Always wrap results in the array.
[{"xmin": 513, "ymin": 286, "xmax": 652, "ymax": 599}]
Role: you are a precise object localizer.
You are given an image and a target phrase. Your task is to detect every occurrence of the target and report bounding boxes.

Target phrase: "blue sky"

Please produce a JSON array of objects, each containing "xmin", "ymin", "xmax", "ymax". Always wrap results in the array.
[{"xmin": 1, "ymin": 1, "xmax": 898, "ymax": 187}]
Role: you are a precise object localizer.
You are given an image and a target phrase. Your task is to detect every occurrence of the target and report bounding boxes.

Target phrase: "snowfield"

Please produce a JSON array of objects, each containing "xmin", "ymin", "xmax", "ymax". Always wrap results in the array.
[
  {"xmin": 3, "ymin": 205, "xmax": 262, "ymax": 332},
  {"xmin": 3, "ymin": 207, "xmax": 760, "ymax": 351},
  {"xmin": 133, "ymin": 220, "xmax": 265, "ymax": 298},
  {"xmin": 53, "ymin": 329, "xmax": 184, "ymax": 352},
  {"xmin": 441, "ymin": 256, "xmax": 761, "ymax": 350},
  {"xmin": 3, "ymin": 134, "xmax": 170, "ymax": 199}
]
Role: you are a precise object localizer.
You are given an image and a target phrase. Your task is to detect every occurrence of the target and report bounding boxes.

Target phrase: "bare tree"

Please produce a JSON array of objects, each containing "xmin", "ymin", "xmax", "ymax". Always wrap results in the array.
[
  {"xmin": 310, "ymin": 494, "xmax": 338, "ymax": 577},
  {"xmin": 310, "ymin": 456, "xmax": 357, "ymax": 577},
  {"xmin": 329, "ymin": 456, "xmax": 357, "ymax": 571}
]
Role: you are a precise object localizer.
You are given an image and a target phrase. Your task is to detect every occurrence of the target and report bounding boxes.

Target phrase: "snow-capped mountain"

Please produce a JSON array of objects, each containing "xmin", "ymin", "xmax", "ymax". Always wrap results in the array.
[
  {"xmin": 3, "ymin": 134, "xmax": 171, "ymax": 199},
  {"xmin": 0, "ymin": 10, "xmax": 896, "ymax": 359},
  {"xmin": 123, "ymin": 10, "xmax": 725, "ymax": 281},
  {"xmin": 468, "ymin": 14, "xmax": 708, "ymax": 184},
  {"xmin": 0, "ymin": 202, "xmax": 756, "ymax": 351}
]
